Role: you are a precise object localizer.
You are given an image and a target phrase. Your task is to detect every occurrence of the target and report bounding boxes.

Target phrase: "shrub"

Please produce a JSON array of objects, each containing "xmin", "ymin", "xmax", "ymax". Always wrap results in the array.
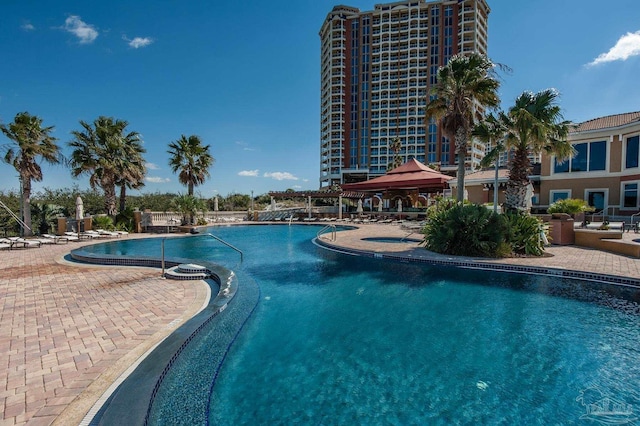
[
  {"xmin": 503, "ymin": 211, "xmax": 546, "ymax": 256},
  {"xmin": 115, "ymin": 207, "xmax": 135, "ymax": 232},
  {"xmin": 421, "ymin": 203, "xmax": 508, "ymax": 257},
  {"xmin": 92, "ymin": 215, "xmax": 114, "ymax": 230},
  {"xmin": 547, "ymin": 198, "xmax": 594, "ymax": 215}
]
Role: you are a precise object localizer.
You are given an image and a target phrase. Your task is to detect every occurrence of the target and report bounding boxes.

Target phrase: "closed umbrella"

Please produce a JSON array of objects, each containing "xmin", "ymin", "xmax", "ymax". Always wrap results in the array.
[
  {"xmin": 378, "ymin": 199, "xmax": 383, "ymax": 212},
  {"xmin": 214, "ymin": 197, "xmax": 219, "ymax": 211},
  {"xmin": 357, "ymin": 199, "xmax": 364, "ymax": 215},
  {"xmin": 75, "ymin": 196, "xmax": 84, "ymax": 234},
  {"xmin": 397, "ymin": 199, "xmax": 402, "ymax": 213}
]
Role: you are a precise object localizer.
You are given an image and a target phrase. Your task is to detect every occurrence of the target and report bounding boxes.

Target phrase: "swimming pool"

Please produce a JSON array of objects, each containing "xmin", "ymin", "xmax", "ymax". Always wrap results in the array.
[{"xmin": 80, "ymin": 225, "xmax": 640, "ymax": 424}]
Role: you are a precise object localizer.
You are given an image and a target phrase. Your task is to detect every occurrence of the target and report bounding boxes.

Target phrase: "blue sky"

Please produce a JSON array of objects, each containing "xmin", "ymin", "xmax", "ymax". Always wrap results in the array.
[{"xmin": 2, "ymin": 0, "xmax": 640, "ymax": 198}]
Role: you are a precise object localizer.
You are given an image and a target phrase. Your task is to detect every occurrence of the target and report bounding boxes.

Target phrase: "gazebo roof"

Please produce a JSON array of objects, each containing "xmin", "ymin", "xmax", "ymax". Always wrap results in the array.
[{"xmin": 340, "ymin": 159, "xmax": 452, "ymax": 192}]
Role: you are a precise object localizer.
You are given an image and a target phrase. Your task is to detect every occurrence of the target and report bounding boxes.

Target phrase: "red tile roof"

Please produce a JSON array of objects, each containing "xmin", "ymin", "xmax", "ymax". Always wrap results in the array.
[{"xmin": 572, "ymin": 111, "xmax": 640, "ymax": 132}]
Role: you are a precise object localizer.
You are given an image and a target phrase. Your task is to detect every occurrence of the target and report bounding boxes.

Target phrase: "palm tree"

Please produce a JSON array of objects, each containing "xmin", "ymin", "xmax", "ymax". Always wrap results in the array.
[
  {"xmin": 168, "ymin": 135, "xmax": 213, "ymax": 225},
  {"xmin": 425, "ymin": 53, "xmax": 501, "ymax": 202},
  {"xmin": 502, "ymin": 89, "xmax": 574, "ymax": 211},
  {"xmin": 0, "ymin": 112, "xmax": 63, "ymax": 236},
  {"xmin": 168, "ymin": 134, "xmax": 214, "ymax": 196},
  {"xmin": 473, "ymin": 113, "xmax": 508, "ymax": 213},
  {"xmin": 172, "ymin": 193, "xmax": 206, "ymax": 226},
  {"xmin": 387, "ymin": 137, "xmax": 403, "ymax": 170},
  {"xmin": 116, "ymin": 145, "xmax": 146, "ymax": 213},
  {"xmin": 69, "ymin": 117, "xmax": 145, "ymax": 217}
]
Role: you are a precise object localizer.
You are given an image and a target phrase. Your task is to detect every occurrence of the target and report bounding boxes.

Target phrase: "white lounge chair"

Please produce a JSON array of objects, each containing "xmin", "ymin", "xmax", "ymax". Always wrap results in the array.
[
  {"xmin": 96, "ymin": 229, "xmax": 120, "ymax": 237},
  {"xmin": 5, "ymin": 237, "xmax": 41, "ymax": 248},
  {"xmin": 42, "ymin": 234, "xmax": 70, "ymax": 244}
]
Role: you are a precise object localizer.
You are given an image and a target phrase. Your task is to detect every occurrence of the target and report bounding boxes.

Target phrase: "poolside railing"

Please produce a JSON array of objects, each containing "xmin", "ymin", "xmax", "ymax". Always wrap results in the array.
[{"xmin": 317, "ymin": 224, "xmax": 337, "ymax": 241}]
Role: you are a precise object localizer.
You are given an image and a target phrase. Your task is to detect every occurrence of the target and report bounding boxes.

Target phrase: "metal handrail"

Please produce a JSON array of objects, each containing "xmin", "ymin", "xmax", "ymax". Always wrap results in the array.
[
  {"xmin": 0, "ymin": 200, "xmax": 31, "ymax": 232},
  {"xmin": 317, "ymin": 224, "xmax": 336, "ymax": 241},
  {"xmin": 205, "ymin": 233, "xmax": 244, "ymax": 262},
  {"xmin": 161, "ymin": 232, "xmax": 243, "ymax": 277}
]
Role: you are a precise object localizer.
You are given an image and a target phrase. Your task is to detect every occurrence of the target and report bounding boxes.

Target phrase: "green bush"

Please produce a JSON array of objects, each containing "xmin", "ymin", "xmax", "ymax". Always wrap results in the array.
[
  {"xmin": 421, "ymin": 203, "xmax": 508, "ymax": 257},
  {"xmin": 115, "ymin": 207, "xmax": 135, "ymax": 232},
  {"xmin": 503, "ymin": 211, "xmax": 546, "ymax": 256},
  {"xmin": 547, "ymin": 198, "xmax": 594, "ymax": 215},
  {"xmin": 92, "ymin": 215, "xmax": 114, "ymax": 230}
]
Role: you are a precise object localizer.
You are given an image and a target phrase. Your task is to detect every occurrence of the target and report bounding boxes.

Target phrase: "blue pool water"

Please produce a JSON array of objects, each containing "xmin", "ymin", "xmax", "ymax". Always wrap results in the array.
[{"xmin": 82, "ymin": 225, "xmax": 640, "ymax": 424}]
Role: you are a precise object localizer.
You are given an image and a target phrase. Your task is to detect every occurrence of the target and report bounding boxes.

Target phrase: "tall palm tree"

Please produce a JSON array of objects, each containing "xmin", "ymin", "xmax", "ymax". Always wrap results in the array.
[
  {"xmin": 168, "ymin": 135, "xmax": 213, "ymax": 225},
  {"xmin": 116, "ymin": 146, "xmax": 146, "ymax": 213},
  {"xmin": 425, "ymin": 53, "xmax": 501, "ymax": 202},
  {"xmin": 69, "ymin": 117, "xmax": 145, "ymax": 217},
  {"xmin": 473, "ymin": 112, "xmax": 508, "ymax": 212},
  {"xmin": 502, "ymin": 89, "xmax": 574, "ymax": 211},
  {"xmin": 167, "ymin": 135, "xmax": 214, "ymax": 196},
  {"xmin": 0, "ymin": 112, "xmax": 63, "ymax": 236}
]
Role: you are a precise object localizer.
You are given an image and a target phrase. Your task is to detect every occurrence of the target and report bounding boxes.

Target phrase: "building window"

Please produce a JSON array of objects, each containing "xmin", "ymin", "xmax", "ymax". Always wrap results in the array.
[
  {"xmin": 554, "ymin": 141, "xmax": 606, "ymax": 173},
  {"xmin": 626, "ymin": 135, "xmax": 639, "ymax": 169},
  {"xmin": 623, "ymin": 182, "xmax": 639, "ymax": 208},
  {"xmin": 550, "ymin": 190, "xmax": 571, "ymax": 203}
]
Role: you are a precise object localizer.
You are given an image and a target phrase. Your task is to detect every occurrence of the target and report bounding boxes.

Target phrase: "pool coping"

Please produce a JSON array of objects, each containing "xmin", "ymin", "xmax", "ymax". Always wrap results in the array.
[{"xmin": 314, "ymin": 237, "xmax": 640, "ymax": 289}]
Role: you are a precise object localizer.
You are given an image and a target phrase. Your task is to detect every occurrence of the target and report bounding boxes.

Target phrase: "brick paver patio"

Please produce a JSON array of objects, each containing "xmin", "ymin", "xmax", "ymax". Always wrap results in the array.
[
  {"xmin": 0, "ymin": 235, "xmax": 207, "ymax": 426},
  {"xmin": 1, "ymin": 225, "xmax": 639, "ymax": 425}
]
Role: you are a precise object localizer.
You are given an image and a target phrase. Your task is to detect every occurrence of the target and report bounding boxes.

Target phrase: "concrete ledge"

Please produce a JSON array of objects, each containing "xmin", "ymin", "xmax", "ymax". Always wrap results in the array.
[{"xmin": 575, "ymin": 229, "xmax": 640, "ymax": 258}]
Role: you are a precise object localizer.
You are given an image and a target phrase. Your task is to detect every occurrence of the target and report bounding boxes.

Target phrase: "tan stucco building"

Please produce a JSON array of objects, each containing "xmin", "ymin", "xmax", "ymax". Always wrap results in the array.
[{"xmin": 463, "ymin": 111, "xmax": 640, "ymax": 215}]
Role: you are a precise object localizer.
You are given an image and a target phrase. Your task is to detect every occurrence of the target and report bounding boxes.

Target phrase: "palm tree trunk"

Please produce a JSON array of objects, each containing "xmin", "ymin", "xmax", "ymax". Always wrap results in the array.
[
  {"xmin": 455, "ymin": 127, "xmax": 467, "ymax": 202},
  {"xmin": 104, "ymin": 184, "xmax": 118, "ymax": 217},
  {"xmin": 493, "ymin": 161, "xmax": 499, "ymax": 213},
  {"xmin": 505, "ymin": 146, "xmax": 532, "ymax": 211},
  {"xmin": 119, "ymin": 185, "xmax": 126, "ymax": 214},
  {"xmin": 22, "ymin": 176, "xmax": 33, "ymax": 236}
]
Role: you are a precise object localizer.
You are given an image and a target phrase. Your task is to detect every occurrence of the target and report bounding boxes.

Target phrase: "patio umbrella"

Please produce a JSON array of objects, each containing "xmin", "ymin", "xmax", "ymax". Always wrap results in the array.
[
  {"xmin": 397, "ymin": 199, "xmax": 402, "ymax": 213},
  {"xmin": 75, "ymin": 196, "xmax": 84, "ymax": 234},
  {"xmin": 214, "ymin": 197, "xmax": 219, "ymax": 211},
  {"xmin": 75, "ymin": 196, "xmax": 84, "ymax": 220},
  {"xmin": 357, "ymin": 199, "xmax": 364, "ymax": 215},
  {"xmin": 378, "ymin": 199, "xmax": 383, "ymax": 212}
]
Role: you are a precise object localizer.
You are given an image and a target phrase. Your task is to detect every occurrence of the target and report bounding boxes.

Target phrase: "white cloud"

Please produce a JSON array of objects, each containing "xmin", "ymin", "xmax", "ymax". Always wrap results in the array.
[
  {"xmin": 588, "ymin": 31, "xmax": 640, "ymax": 66},
  {"xmin": 125, "ymin": 36, "xmax": 154, "ymax": 49},
  {"xmin": 63, "ymin": 16, "xmax": 98, "ymax": 44},
  {"xmin": 264, "ymin": 172, "xmax": 298, "ymax": 181},
  {"xmin": 145, "ymin": 162, "xmax": 160, "ymax": 170},
  {"xmin": 235, "ymin": 140, "xmax": 255, "ymax": 151},
  {"xmin": 21, "ymin": 23, "xmax": 35, "ymax": 31},
  {"xmin": 238, "ymin": 170, "xmax": 259, "ymax": 177},
  {"xmin": 146, "ymin": 176, "xmax": 170, "ymax": 183}
]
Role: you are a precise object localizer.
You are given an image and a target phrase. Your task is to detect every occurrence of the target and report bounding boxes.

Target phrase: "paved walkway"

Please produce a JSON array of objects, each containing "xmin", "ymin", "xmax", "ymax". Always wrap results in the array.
[
  {"xmin": 1, "ymin": 225, "xmax": 639, "ymax": 425},
  {"xmin": 0, "ymin": 234, "xmax": 208, "ymax": 426}
]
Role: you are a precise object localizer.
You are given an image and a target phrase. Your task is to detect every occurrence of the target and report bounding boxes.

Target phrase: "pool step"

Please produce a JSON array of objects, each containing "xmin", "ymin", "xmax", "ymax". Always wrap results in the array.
[{"xmin": 165, "ymin": 263, "xmax": 210, "ymax": 280}]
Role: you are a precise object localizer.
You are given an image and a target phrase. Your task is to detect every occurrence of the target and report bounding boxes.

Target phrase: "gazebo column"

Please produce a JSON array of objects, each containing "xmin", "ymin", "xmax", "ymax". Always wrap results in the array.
[{"xmin": 338, "ymin": 195, "xmax": 343, "ymax": 220}]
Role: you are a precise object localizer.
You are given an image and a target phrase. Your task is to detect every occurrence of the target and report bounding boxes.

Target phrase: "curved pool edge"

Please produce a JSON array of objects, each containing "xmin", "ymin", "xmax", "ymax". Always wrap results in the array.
[
  {"xmin": 314, "ymin": 237, "xmax": 640, "ymax": 289},
  {"xmin": 67, "ymin": 243, "xmax": 259, "ymax": 426}
]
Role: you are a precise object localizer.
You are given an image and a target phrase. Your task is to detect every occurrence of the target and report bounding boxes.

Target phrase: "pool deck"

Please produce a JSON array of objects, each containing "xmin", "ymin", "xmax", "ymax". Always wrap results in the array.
[{"xmin": 1, "ymin": 224, "xmax": 640, "ymax": 425}]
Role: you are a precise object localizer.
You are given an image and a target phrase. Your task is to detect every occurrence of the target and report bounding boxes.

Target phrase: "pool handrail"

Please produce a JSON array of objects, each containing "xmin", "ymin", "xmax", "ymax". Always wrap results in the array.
[
  {"xmin": 205, "ymin": 233, "xmax": 244, "ymax": 262},
  {"xmin": 317, "ymin": 224, "xmax": 337, "ymax": 241},
  {"xmin": 161, "ymin": 233, "xmax": 243, "ymax": 276}
]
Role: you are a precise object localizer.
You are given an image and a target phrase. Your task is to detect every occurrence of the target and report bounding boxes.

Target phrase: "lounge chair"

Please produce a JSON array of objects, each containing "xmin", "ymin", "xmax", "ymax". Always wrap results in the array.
[
  {"xmin": 5, "ymin": 237, "xmax": 41, "ymax": 248},
  {"xmin": 96, "ymin": 229, "xmax": 120, "ymax": 237},
  {"xmin": 0, "ymin": 242, "xmax": 10, "ymax": 250},
  {"xmin": 42, "ymin": 234, "xmax": 70, "ymax": 244},
  {"xmin": 82, "ymin": 230, "xmax": 109, "ymax": 239},
  {"xmin": 65, "ymin": 231, "xmax": 92, "ymax": 240}
]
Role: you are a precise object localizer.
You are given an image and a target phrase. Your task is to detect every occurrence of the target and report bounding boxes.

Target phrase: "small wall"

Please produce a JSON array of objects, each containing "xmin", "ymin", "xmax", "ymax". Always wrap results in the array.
[{"xmin": 574, "ymin": 229, "xmax": 640, "ymax": 258}]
